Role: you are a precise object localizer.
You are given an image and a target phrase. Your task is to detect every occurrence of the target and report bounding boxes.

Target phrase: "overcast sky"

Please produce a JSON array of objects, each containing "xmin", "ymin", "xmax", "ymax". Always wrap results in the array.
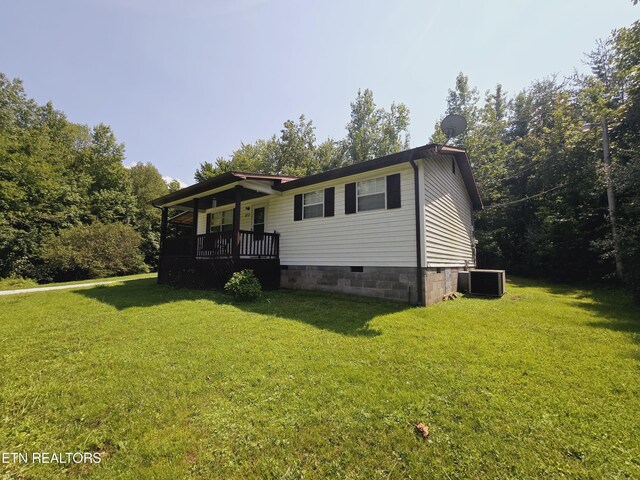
[{"xmin": 1, "ymin": 0, "xmax": 636, "ymax": 186}]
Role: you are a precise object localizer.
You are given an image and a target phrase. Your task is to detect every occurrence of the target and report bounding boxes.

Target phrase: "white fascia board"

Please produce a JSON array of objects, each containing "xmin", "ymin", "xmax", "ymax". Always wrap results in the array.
[
  {"xmin": 161, "ymin": 179, "xmax": 281, "ymax": 209},
  {"xmin": 239, "ymin": 180, "xmax": 282, "ymax": 196}
]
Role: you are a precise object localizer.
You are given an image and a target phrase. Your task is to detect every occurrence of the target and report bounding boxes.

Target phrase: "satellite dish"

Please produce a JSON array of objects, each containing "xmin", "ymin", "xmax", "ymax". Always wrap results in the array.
[{"xmin": 440, "ymin": 114, "xmax": 467, "ymax": 139}]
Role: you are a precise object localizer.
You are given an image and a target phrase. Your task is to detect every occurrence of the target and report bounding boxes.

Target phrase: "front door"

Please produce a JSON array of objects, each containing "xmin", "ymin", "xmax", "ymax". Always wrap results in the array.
[{"xmin": 252, "ymin": 206, "xmax": 265, "ymax": 240}]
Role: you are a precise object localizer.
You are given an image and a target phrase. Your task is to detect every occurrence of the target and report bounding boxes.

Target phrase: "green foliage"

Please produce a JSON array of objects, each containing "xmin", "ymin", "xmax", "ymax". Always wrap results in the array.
[
  {"xmin": 428, "ymin": 22, "xmax": 640, "ymax": 300},
  {"xmin": 129, "ymin": 162, "xmax": 169, "ymax": 268},
  {"xmin": 0, "ymin": 72, "xmax": 165, "ymax": 281},
  {"xmin": 42, "ymin": 223, "xmax": 147, "ymax": 280},
  {"xmin": 224, "ymin": 269, "xmax": 262, "ymax": 301},
  {"xmin": 342, "ymin": 89, "xmax": 410, "ymax": 165},
  {"xmin": 167, "ymin": 178, "xmax": 182, "ymax": 192},
  {"xmin": 0, "ymin": 275, "xmax": 38, "ymax": 290},
  {"xmin": 194, "ymin": 89, "xmax": 410, "ymax": 181}
]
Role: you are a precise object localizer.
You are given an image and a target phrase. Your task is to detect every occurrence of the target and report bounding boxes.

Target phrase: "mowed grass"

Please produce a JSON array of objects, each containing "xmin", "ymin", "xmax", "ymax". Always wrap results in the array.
[
  {"xmin": 0, "ymin": 278, "xmax": 638, "ymax": 479},
  {"xmin": 0, "ymin": 272, "xmax": 156, "ymax": 291}
]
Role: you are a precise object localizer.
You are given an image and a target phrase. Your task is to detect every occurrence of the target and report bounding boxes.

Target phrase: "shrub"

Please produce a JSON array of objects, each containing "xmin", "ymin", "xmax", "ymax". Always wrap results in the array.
[
  {"xmin": 0, "ymin": 275, "xmax": 38, "ymax": 290},
  {"xmin": 224, "ymin": 269, "xmax": 262, "ymax": 301},
  {"xmin": 42, "ymin": 223, "xmax": 147, "ymax": 280}
]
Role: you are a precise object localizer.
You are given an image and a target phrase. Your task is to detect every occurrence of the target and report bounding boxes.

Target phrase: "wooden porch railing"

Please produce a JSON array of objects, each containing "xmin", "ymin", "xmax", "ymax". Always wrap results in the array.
[{"xmin": 162, "ymin": 230, "xmax": 279, "ymax": 259}]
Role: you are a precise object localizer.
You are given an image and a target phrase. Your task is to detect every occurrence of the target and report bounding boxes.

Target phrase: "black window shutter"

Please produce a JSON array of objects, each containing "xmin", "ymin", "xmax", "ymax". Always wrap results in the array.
[
  {"xmin": 324, "ymin": 187, "xmax": 335, "ymax": 217},
  {"xmin": 345, "ymin": 183, "xmax": 356, "ymax": 214},
  {"xmin": 294, "ymin": 194, "xmax": 303, "ymax": 221},
  {"xmin": 386, "ymin": 173, "xmax": 401, "ymax": 209},
  {"xmin": 206, "ymin": 213, "xmax": 211, "ymax": 232}
]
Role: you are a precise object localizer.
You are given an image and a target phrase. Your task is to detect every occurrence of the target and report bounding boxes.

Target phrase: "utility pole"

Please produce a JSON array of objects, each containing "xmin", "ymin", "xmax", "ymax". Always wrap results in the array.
[{"xmin": 600, "ymin": 116, "xmax": 624, "ymax": 282}]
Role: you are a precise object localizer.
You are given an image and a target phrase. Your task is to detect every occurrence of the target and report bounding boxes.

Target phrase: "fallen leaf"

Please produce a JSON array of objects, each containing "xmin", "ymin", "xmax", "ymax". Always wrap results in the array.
[{"xmin": 415, "ymin": 422, "xmax": 429, "ymax": 438}]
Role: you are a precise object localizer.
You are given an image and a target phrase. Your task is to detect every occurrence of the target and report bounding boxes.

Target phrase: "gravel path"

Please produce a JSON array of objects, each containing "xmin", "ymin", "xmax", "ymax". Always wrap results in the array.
[{"xmin": 0, "ymin": 280, "xmax": 132, "ymax": 296}]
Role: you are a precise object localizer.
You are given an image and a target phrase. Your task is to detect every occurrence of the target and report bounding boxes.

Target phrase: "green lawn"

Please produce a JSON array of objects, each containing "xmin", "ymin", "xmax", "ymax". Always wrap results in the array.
[
  {"xmin": 0, "ymin": 272, "xmax": 157, "ymax": 291},
  {"xmin": 0, "ymin": 278, "xmax": 638, "ymax": 479}
]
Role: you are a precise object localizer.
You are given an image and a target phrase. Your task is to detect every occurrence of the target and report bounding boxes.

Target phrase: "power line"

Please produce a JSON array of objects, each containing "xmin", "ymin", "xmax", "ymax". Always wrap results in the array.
[
  {"xmin": 484, "ymin": 183, "xmax": 567, "ymax": 209},
  {"xmin": 499, "ymin": 151, "xmax": 562, "ymax": 183}
]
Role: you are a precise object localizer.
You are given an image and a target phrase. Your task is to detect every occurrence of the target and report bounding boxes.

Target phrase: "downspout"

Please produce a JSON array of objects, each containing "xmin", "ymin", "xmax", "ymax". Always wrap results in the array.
[{"xmin": 409, "ymin": 156, "xmax": 424, "ymax": 306}]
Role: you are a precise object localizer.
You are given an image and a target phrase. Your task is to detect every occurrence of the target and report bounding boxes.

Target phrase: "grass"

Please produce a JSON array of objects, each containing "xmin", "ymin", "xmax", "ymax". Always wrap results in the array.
[
  {"xmin": 0, "ymin": 277, "xmax": 638, "ymax": 479},
  {"xmin": 0, "ymin": 272, "xmax": 156, "ymax": 291}
]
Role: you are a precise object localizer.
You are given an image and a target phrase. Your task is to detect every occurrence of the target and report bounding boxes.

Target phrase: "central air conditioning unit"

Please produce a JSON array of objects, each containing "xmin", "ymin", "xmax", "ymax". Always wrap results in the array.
[{"xmin": 458, "ymin": 270, "xmax": 506, "ymax": 297}]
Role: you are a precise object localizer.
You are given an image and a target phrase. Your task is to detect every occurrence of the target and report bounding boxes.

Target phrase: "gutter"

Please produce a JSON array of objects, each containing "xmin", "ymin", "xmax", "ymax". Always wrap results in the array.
[{"xmin": 408, "ymin": 154, "xmax": 424, "ymax": 306}]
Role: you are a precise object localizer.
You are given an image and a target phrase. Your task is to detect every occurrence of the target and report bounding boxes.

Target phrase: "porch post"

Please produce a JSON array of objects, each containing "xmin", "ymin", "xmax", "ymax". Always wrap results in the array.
[
  {"xmin": 158, "ymin": 207, "xmax": 168, "ymax": 283},
  {"xmin": 160, "ymin": 207, "xmax": 168, "ymax": 255},
  {"xmin": 192, "ymin": 197, "xmax": 199, "ymax": 257},
  {"xmin": 232, "ymin": 186, "xmax": 242, "ymax": 259}
]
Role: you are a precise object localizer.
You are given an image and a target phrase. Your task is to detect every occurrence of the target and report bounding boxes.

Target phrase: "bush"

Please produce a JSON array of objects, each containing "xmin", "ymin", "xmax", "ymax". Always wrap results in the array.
[
  {"xmin": 224, "ymin": 269, "xmax": 262, "ymax": 301},
  {"xmin": 0, "ymin": 275, "xmax": 38, "ymax": 290},
  {"xmin": 42, "ymin": 223, "xmax": 147, "ymax": 281}
]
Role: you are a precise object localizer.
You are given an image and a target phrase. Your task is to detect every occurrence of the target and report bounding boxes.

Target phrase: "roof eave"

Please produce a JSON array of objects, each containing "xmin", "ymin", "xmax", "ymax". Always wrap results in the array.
[{"xmin": 150, "ymin": 171, "xmax": 298, "ymax": 207}]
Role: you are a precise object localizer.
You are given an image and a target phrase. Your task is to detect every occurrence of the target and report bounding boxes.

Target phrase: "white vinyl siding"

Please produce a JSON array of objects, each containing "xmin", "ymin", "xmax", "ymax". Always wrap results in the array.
[
  {"xmin": 423, "ymin": 156, "xmax": 475, "ymax": 267},
  {"xmin": 268, "ymin": 166, "xmax": 416, "ymax": 267}
]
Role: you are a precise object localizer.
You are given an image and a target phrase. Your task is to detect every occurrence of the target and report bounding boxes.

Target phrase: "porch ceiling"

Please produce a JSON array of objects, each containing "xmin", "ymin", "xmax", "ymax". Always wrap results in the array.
[
  {"xmin": 172, "ymin": 188, "xmax": 269, "ymax": 211},
  {"xmin": 151, "ymin": 171, "xmax": 297, "ymax": 209}
]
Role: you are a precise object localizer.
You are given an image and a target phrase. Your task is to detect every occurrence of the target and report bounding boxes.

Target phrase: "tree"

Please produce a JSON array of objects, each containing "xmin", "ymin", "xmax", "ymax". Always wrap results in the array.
[
  {"xmin": 192, "ymin": 90, "xmax": 410, "ymax": 180},
  {"xmin": 430, "ymin": 73, "xmax": 480, "ymax": 147},
  {"xmin": 0, "ymin": 75, "xmax": 90, "ymax": 279},
  {"xmin": 75, "ymin": 124, "xmax": 137, "ymax": 224},
  {"xmin": 606, "ymin": 21, "xmax": 640, "ymax": 297},
  {"xmin": 274, "ymin": 115, "xmax": 318, "ymax": 176},
  {"xmin": 167, "ymin": 178, "xmax": 182, "ymax": 192},
  {"xmin": 342, "ymin": 89, "xmax": 410, "ymax": 165},
  {"xmin": 129, "ymin": 162, "xmax": 169, "ymax": 268},
  {"xmin": 42, "ymin": 223, "xmax": 147, "ymax": 280},
  {"xmin": 430, "ymin": 71, "xmax": 614, "ymax": 282},
  {"xmin": 194, "ymin": 157, "xmax": 230, "ymax": 182}
]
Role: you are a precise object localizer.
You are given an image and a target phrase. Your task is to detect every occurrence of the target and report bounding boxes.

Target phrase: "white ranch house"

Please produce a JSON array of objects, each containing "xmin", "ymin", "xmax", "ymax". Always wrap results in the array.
[{"xmin": 151, "ymin": 144, "xmax": 482, "ymax": 306}]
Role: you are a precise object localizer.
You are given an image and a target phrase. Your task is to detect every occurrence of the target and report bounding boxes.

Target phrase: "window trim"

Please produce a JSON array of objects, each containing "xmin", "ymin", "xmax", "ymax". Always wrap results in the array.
[
  {"xmin": 356, "ymin": 176, "xmax": 387, "ymax": 212},
  {"xmin": 252, "ymin": 206, "xmax": 266, "ymax": 232},
  {"xmin": 302, "ymin": 189, "xmax": 324, "ymax": 219},
  {"xmin": 209, "ymin": 208, "xmax": 234, "ymax": 233}
]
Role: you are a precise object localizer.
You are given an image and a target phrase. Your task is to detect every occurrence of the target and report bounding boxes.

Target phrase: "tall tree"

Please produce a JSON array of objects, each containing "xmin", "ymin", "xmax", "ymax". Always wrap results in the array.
[
  {"xmin": 74, "ymin": 124, "xmax": 137, "ymax": 224},
  {"xmin": 430, "ymin": 73, "xmax": 480, "ymax": 147},
  {"xmin": 342, "ymin": 89, "xmax": 410, "ymax": 165},
  {"xmin": 274, "ymin": 115, "xmax": 318, "ymax": 176},
  {"xmin": 129, "ymin": 162, "xmax": 169, "ymax": 268}
]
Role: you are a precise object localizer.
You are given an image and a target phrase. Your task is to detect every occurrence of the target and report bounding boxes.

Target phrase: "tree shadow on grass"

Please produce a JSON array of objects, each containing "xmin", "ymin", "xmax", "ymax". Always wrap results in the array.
[
  {"xmin": 75, "ymin": 278, "xmax": 409, "ymax": 337},
  {"xmin": 507, "ymin": 276, "xmax": 640, "ymax": 350}
]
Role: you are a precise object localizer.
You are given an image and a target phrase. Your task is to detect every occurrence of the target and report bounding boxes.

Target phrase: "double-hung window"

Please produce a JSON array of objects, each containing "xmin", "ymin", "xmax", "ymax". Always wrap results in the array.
[
  {"xmin": 357, "ymin": 177, "xmax": 386, "ymax": 211},
  {"xmin": 303, "ymin": 190, "xmax": 324, "ymax": 219},
  {"xmin": 209, "ymin": 209, "xmax": 233, "ymax": 232}
]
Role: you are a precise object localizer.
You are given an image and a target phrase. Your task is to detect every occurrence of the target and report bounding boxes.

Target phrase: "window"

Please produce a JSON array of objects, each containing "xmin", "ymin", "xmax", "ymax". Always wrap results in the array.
[
  {"xmin": 357, "ymin": 177, "xmax": 386, "ymax": 211},
  {"xmin": 209, "ymin": 209, "xmax": 233, "ymax": 232},
  {"xmin": 303, "ymin": 190, "xmax": 324, "ymax": 219},
  {"xmin": 253, "ymin": 207, "xmax": 265, "ymax": 233},
  {"xmin": 294, "ymin": 188, "xmax": 334, "ymax": 221}
]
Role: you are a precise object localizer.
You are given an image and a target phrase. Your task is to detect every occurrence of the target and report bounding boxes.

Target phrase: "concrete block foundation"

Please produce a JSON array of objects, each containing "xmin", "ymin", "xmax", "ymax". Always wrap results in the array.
[
  {"xmin": 281, "ymin": 265, "xmax": 419, "ymax": 304},
  {"xmin": 423, "ymin": 267, "xmax": 464, "ymax": 306},
  {"xmin": 281, "ymin": 265, "xmax": 466, "ymax": 306}
]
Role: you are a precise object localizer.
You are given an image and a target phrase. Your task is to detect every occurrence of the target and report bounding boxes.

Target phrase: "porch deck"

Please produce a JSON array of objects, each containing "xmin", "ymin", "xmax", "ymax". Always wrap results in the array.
[
  {"xmin": 158, "ymin": 230, "xmax": 281, "ymax": 290},
  {"xmin": 162, "ymin": 230, "xmax": 279, "ymax": 259}
]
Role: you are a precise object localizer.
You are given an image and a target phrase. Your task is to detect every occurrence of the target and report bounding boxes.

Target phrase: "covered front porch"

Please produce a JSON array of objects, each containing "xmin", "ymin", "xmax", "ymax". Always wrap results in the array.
[{"xmin": 152, "ymin": 172, "xmax": 297, "ymax": 289}]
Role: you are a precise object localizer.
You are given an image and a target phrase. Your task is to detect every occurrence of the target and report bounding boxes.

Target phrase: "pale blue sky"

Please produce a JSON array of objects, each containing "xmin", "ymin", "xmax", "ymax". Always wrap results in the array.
[{"xmin": 1, "ymin": 0, "xmax": 636, "ymax": 185}]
